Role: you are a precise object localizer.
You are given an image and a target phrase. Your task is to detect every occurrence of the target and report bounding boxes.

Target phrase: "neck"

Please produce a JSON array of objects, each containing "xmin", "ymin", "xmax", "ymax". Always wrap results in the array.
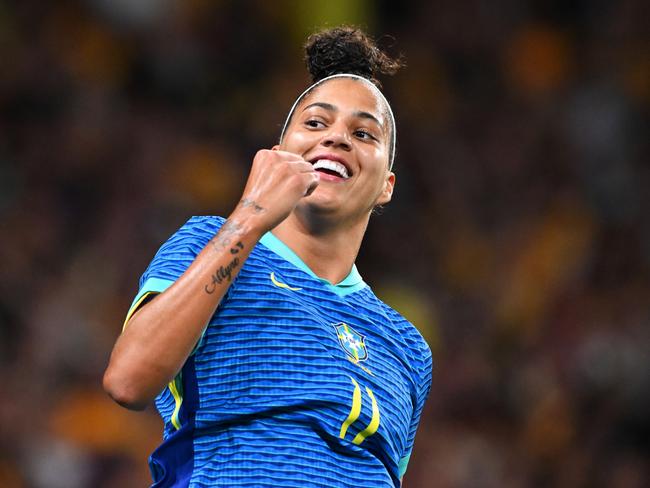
[{"xmin": 271, "ymin": 211, "xmax": 369, "ymax": 285}]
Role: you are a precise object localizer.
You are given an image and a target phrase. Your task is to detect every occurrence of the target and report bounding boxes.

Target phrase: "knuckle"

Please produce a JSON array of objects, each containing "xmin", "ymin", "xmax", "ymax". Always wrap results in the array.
[
  {"xmin": 254, "ymin": 150, "xmax": 276, "ymax": 168},
  {"xmin": 255, "ymin": 149, "xmax": 269, "ymax": 159}
]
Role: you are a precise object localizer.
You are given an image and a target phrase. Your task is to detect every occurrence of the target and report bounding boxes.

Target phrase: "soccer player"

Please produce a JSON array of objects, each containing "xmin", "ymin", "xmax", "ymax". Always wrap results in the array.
[{"xmin": 104, "ymin": 27, "xmax": 432, "ymax": 488}]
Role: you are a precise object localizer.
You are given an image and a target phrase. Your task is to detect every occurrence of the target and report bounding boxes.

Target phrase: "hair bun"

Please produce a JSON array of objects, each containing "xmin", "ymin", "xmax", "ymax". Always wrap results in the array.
[{"xmin": 304, "ymin": 26, "xmax": 403, "ymax": 88}]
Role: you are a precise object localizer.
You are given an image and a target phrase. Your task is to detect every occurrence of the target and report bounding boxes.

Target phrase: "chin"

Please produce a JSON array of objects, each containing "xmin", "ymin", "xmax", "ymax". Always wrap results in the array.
[{"xmin": 298, "ymin": 191, "xmax": 342, "ymax": 214}]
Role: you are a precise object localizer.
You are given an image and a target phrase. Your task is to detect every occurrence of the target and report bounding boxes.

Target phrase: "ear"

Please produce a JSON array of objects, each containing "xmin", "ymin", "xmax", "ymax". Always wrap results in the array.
[
  {"xmin": 376, "ymin": 171, "xmax": 396, "ymax": 206},
  {"xmin": 271, "ymin": 144, "xmax": 280, "ymax": 151}
]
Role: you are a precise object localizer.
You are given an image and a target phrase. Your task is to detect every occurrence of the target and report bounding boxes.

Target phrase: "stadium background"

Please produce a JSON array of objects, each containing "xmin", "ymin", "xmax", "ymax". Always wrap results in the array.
[{"xmin": 1, "ymin": 1, "xmax": 648, "ymax": 486}]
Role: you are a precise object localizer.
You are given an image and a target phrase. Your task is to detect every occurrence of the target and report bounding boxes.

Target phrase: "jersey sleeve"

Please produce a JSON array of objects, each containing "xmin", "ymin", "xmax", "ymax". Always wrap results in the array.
[
  {"xmin": 123, "ymin": 215, "xmax": 225, "ymax": 328},
  {"xmin": 398, "ymin": 337, "xmax": 433, "ymax": 479}
]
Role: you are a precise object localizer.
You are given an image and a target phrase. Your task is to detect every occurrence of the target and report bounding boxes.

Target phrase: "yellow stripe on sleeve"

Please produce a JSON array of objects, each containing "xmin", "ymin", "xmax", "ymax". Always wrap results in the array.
[{"xmin": 122, "ymin": 291, "xmax": 158, "ymax": 331}]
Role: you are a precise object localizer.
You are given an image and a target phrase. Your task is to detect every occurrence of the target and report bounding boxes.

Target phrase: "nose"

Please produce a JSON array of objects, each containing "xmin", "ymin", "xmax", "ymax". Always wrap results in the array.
[{"xmin": 321, "ymin": 122, "xmax": 352, "ymax": 151}]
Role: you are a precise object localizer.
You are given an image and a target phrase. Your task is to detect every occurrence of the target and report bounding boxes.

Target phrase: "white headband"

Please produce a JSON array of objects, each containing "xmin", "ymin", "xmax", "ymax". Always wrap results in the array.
[{"xmin": 279, "ymin": 73, "xmax": 397, "ymax": 169}]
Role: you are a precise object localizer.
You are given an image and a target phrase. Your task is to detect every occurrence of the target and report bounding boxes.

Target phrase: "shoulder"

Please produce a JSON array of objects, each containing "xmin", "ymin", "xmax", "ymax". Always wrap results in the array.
[
  {"xmin": 138, "ymin": 216, "xmax": 226, "ymax": 285},
  {"xmin": 177, "ymin": 215, "xmax": 226, "ymax": 237},
  {"xmin": 357, "ymin": 286, "xmax": 433, "ymax": 373},
  {"xmin": 159, "ymin": 215, "xmax": 226, "ymax": 249}
]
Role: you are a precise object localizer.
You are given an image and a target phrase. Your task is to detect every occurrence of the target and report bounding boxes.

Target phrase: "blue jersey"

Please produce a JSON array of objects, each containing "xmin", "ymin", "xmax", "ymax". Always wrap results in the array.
[{"xmin": 125, "ymin": 216, "xmax": 432, "ymax": 488}]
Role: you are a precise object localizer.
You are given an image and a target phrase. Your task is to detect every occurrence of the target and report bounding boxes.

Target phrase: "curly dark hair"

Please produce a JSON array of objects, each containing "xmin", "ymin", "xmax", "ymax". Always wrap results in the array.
[
  {"xmin": 279, "ymin": 26, "xmax": 402, "ymax": 168},
  {"xmin": 304, "ymin": 26, "xmax": 403, "ymax": 88}
]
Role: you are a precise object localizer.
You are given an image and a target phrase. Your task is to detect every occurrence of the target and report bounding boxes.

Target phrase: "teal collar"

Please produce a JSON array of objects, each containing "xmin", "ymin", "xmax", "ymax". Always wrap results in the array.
[{"xmin": 259, "ymin": 231, "xmax": 366, "ymax": 297}]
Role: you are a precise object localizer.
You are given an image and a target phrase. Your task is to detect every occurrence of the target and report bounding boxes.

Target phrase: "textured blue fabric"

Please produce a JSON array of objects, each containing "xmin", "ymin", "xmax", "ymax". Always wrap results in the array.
[{"xmin": 132, "ymin": 216, "xmax": 433, "ymax": 488}]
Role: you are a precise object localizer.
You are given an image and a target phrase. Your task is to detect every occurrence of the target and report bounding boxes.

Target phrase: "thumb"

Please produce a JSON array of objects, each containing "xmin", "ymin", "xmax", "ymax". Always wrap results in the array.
[{"xmin": 304, "ymin": 173, "xmax": 320, "ymax": 196}]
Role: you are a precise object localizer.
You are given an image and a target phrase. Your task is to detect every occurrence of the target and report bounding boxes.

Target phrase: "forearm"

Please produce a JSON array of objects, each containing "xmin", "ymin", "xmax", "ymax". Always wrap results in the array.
[
  {"xmin": 103, "ymin": 210, "xmax": 264, "ymax": 409},
  {"xmin": 104, "ymin": 149, "xmax": 318, "ymax": 410}
]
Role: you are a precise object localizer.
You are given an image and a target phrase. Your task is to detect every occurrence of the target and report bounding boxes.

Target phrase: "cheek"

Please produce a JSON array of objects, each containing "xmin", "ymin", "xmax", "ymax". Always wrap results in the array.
[
  {"xmin": 366, "ymin": 149, "xmax": 391, "ymax": 191},
  {"xmin": 281, "ymin": 130, "xmax": 315, "ymax": 152},
  {"xmin": 361, "ymin": 147, "xmax": 390, "ymax": 176}
]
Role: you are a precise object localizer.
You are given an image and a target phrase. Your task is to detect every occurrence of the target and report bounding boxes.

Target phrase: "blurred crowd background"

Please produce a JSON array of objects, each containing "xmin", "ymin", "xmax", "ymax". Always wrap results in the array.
[{"xmin": 1, "ymin": 1, "xmax": 648, "ymax": 487}]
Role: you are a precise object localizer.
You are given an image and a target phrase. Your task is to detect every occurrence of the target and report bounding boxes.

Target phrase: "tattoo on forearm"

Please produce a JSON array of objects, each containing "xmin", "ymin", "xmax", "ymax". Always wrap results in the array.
[
  {"xmin": 204, "ymin": 241, "xmax": 244, "ymax": 294},
  {"xmin": 210, "ymin": 221, "xmax": 243, "ymax": 252},
  {"xmin": 204, "ymin": 257, "xmax": 240, "ymax": 294},
  {"xmin": 240, "ymin": 198, "xmax": 265, "ymax": 213},
  {"xmin": 230, "ymin": 241, "xmax": 244, "ymax": 254}
]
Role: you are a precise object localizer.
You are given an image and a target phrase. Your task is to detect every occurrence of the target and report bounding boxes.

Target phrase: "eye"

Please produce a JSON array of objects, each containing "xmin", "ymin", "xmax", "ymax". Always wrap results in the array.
[
  {"xmin": 305, "ymin": 119, "xmax": 325, "ymax": 129},
  {"xmin": 354, "ymin": 129, "xmax": 378, "ymax": 141}
]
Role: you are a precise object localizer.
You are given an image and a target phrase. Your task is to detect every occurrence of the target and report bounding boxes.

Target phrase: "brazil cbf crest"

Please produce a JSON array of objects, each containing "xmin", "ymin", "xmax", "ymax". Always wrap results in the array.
[{"xmin": 334, "ymin": 323, "xmax": 368, "ymax": 362}]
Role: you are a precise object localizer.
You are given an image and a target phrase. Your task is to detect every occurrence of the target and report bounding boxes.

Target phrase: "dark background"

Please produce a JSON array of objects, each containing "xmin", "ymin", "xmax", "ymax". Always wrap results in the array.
[{"xmin": 1, "ymin": 1, "xmax": 648, "ymax": 486}]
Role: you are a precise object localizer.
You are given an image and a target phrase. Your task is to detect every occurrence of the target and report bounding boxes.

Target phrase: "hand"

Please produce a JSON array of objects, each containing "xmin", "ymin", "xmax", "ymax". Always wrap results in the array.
[{"xmin": 232, "ymin": 149, "xmax": 319, "ymax": 233}]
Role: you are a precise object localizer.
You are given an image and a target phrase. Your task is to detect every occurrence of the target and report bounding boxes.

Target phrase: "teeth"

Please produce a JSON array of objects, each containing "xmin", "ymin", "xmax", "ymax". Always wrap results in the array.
[{"xmin": 313, "ymin": 159, "xmax": 349, "ymax": 179}]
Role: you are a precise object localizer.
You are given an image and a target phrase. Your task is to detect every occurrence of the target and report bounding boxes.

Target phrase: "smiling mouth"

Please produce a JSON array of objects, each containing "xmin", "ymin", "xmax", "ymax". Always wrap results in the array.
[{"xmin": 312, "ymin": 159, "xmax": 350, "ymax": 179}]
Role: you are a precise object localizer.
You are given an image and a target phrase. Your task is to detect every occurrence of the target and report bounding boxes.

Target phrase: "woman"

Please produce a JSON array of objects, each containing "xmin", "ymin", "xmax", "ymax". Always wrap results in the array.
[{"xmin": 104, "ymin": 27, "xmax": 432, "ymax": 488}]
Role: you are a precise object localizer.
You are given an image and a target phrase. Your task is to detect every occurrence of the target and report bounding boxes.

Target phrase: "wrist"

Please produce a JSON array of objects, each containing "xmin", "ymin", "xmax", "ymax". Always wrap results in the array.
[{"xmin": 227, "ymin": 205, "xmax": 268, "ymax": 241}]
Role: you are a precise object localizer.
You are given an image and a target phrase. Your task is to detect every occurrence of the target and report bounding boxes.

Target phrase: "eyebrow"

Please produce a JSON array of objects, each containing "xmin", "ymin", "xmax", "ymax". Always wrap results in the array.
[{"xmin": 302, "ymin": 102, "xmax": 384, "ymax": 129}]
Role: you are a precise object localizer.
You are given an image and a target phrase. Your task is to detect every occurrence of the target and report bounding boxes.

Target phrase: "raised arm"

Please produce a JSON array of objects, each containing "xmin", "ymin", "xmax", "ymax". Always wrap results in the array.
[{"xmin": 103, "ymin": 149, "xmax": 319, "ymax": 410}]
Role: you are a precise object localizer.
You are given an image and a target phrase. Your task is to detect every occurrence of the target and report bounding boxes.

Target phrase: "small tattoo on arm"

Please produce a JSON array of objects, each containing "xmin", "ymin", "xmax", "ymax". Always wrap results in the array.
[
  {"xmin": 230, "ymin": 241, "xmax": 244, "ymax": 254},
  {"xmin": 240, "ymin": 198, "xmax": 265, "ymax": 213},
  {"xmin": 204, "ymin": 257, "xmax": 241, "ymax": 294},
  {"xmin": 205, "ymin": 236, "xmax": 245, "ymax": 294},
  {"xmin": 210, "ymin": 221, "xmax": 243, "ymax": 252},
  {"xmin": 205, "ymin": 222, "xmax": 247, "ymax": 293}
]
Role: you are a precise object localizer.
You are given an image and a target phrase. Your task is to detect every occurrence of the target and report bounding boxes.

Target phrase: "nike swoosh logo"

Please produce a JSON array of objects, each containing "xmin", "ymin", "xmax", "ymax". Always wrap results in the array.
[{"xmin": 270, "ymin": 272, "xmax": 302, "ymax": 291}]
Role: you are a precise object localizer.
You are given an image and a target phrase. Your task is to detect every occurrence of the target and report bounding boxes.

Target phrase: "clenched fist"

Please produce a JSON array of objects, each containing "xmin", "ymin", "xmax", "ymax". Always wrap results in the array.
[{"xmin": 231, "ymin": 149, "xmax": 320, "ymax": 233}]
